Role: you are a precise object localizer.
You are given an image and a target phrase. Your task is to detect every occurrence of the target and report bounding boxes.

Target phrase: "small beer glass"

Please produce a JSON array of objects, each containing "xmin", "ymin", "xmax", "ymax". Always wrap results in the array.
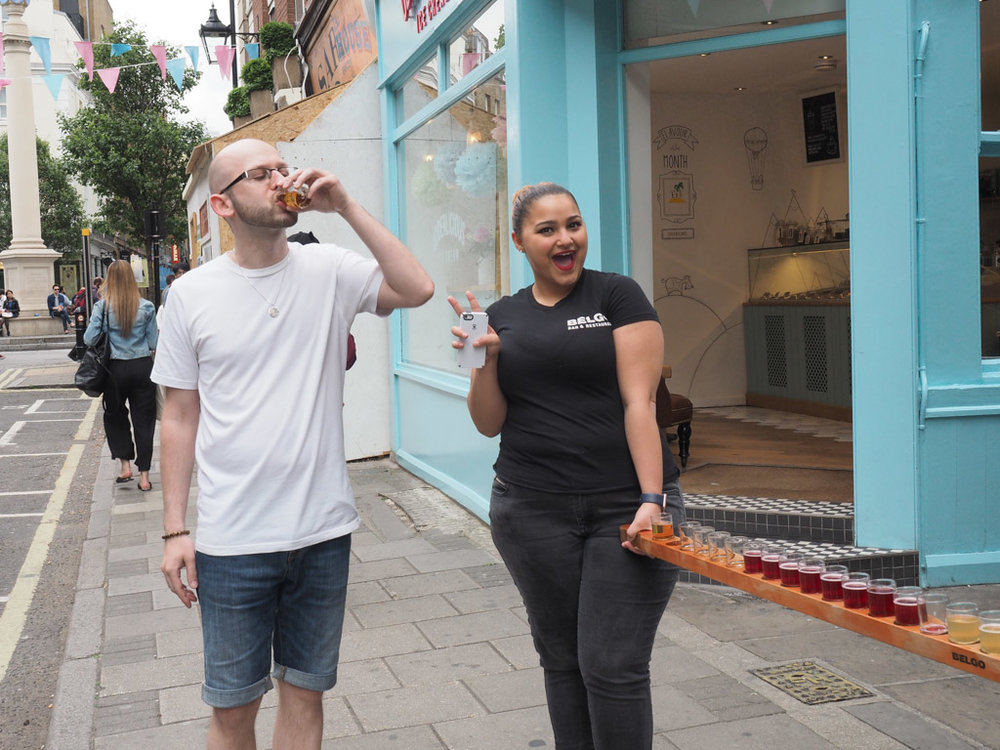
[
  {"xmin": 946, "ymin": 602, "xmax": 981, "ymax": 645},
  {"xmin": 725, "ymin": 536, "xmax": 748, "ymax": 569}
]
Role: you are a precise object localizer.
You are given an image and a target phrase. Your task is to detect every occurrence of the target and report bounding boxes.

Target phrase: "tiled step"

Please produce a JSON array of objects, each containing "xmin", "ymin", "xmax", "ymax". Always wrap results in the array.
[
  {"xmin": 686, "ymin": 493, "xmax": 854, "ymax": 545},
  {"xmin": 679, "ymin": 492, "xmax": 918, "ymax": 587}
]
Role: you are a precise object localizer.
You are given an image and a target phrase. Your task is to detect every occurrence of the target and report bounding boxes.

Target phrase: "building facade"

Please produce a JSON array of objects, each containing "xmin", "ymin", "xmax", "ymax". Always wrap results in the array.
[{"xmin": 370, "ymin": 0, "xmax": 1000, "ymax": 587}]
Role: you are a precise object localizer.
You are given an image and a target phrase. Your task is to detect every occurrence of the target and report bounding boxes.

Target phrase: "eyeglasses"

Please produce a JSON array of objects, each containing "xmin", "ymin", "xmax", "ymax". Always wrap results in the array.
[{"xmin": 220, "ymin": 166, "xmax": 290, "ymax": 194}]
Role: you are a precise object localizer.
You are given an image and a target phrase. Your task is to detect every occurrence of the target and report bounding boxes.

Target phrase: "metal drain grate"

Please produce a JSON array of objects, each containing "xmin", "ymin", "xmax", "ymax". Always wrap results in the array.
[{"xmin": 750, "ymin": 661, "xmax": 873, "ymax": 705}]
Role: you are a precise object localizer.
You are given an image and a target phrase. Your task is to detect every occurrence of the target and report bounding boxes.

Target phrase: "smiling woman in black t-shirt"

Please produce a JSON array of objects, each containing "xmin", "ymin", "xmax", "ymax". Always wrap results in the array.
[{"xmin": 448, "ymin": 182, "xmax": 684, "ymax": 750}]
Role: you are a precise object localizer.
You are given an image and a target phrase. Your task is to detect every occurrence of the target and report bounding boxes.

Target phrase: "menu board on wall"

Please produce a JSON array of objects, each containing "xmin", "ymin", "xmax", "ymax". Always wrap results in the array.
[{"xmin": 802, "ymin": 90, "xmax": 841, "ymax": 164}]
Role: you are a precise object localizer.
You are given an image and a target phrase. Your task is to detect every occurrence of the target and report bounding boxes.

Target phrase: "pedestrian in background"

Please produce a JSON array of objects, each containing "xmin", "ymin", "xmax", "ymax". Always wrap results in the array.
[
  {"xmin": 47, "ymin": 284, "xmax": 72, "ymax": 333},
  {"xmin": 92, "ymin": 276, "xmax": 104, "ymax": 300},
  {"xmin": 1, "ymin": 289, "xmax": 19, "ymax": 337},
  {"xmin": 448, "ymin": 181, "xmax": 683, "ymax": 750},
  {"xmin": 84, "ymin": 259, "xmax": 159, "ymax": 492},
  {"xmin": 153, "ymin": 138, "xmax": 433, "ymax": 749}
]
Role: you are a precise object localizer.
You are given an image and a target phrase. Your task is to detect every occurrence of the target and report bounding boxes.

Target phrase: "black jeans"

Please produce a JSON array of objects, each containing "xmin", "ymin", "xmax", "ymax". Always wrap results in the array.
[
  {"xmin": 103, "ymin": 357, "xmax": 156, "ymax": 471},
  {"xmin": 489, "ymin": 478, "xmax": 683, "ymax": 750}
]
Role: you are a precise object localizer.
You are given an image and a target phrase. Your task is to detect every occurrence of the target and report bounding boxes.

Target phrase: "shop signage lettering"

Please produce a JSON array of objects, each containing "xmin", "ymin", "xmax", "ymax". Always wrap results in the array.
[
  {"xmin": 308, "ymin": 0, "xmax": 377, "ymax": 92},
  {"xmin": 653, "ymin": 125, "xmax": 699, "ymax": 152},
  {"xmin": 952, "ymin": 652, "xmax": 986, "ymax": 670},
  {"xmin": 405, "ymin": 0, "xmax": 453, "ymax": 33}
]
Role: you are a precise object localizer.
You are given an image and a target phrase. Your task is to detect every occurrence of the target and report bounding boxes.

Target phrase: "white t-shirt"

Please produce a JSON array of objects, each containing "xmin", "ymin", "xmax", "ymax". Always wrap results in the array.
[{"xmin": 151, "ymin": 242, "xmax": 384, "ymax": 555}]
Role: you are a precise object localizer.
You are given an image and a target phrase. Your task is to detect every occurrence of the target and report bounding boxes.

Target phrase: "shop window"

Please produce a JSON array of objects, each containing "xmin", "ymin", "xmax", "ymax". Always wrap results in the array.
[
  {"xmin": 397, "ymin": 51, "xmax": 439, "ymax": 125},
  {"xmin": 623, "ymin": 0, "xmax": 844, "ymax": 48},
  {"xmin": 981, "ymin": 1, "xmax": 1000, "ymax": 358},
  {"xmin": 398, "ymin": 71, "xmax": 508, "ymax": 371},
  {"xmin": 447, "ymin": 0, "xmax": 504, "ymax": 84}
]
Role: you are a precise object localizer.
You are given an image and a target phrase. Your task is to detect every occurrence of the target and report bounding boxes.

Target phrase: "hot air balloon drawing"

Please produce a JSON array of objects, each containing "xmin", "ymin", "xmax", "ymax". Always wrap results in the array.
[{"xmin": 744, "ymin": 127, "xmax": 768, "ymax": 191}]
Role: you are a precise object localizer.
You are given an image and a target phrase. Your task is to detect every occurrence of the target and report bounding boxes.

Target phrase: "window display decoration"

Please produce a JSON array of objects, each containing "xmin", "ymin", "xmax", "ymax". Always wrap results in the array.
[
  {"xmin": 411, "ymin": 160, "xmax": 449, "ymax": 205},
  {"xmin": 454, "ymin": 141, "xmax": 497, "ymax": 198},
  {"xmin": 433, "ymin": 142, "xmax": 464, "ymax": 185}
]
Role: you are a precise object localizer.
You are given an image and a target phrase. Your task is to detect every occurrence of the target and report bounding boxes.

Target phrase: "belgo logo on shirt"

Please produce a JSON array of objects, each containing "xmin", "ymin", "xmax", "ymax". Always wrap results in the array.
[{"xmin": 566, "ymin": 313, "xmax": 611, "ymax": 331}]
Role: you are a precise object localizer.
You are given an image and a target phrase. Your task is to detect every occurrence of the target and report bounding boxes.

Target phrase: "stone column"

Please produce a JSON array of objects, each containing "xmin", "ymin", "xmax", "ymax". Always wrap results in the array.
[{"xmin": 0, "ymin": 0, "xmax": 63, "ymax": 335}]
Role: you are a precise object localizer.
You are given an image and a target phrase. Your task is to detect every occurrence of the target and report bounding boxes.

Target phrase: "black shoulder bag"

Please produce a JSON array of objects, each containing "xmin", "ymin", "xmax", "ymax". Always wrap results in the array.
[{"xmin": 74, "ymin": 303, "xmax": 112, "ymax": 397}]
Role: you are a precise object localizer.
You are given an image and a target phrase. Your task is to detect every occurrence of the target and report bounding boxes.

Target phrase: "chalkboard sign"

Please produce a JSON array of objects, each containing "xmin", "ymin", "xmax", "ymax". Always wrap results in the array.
[{"xmin": 802, "ymin": 90, "xmax": 841, "ymax": 164}]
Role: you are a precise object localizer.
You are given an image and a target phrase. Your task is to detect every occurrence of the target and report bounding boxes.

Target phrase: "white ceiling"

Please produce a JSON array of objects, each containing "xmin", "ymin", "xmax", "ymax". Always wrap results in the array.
[{"xmin": 645, "ymin": 5, "xmax": 998, "ymax": 99}]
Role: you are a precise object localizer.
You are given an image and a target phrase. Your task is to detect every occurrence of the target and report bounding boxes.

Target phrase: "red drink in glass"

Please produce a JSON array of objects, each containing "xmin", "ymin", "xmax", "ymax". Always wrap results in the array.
[
  {"xmin": 894, "ymin": 596, "xmax": 921, "ymax": 626},
  {"xmin": 843, "ymin": 581, "xmax": 869, "ymax": 609},
  {"xmin": 761, "ymin": 554, "xmax": 781, "ymax": 580},
  {"xmin": 820, "ymin": 573, "xmax": 844, "ymax": 600},
  {"xmin": 868, "ymin": 586, "xmax": 895, "ymax": 617},
  {"xmin": 744, "ymin": 550, "xmax": 763, "ymax": 574},
  {"xmin": 779, "ymin": 562, "xmax": 800, "ymax": 587},
  {"xmin": 799, "ymin": 566, "xmax": 823, "ymax": 594}
]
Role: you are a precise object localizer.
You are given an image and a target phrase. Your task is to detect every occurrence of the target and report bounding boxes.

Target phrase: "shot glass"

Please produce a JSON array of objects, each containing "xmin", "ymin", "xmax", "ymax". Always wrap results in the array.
[
  {"xmin": 842, "ymin": 572, "xmax": 871, "ymax": 609},
  {"xmin": 867, "ymin": 578, "xmax": 897, "ymax": 617},
  {"xmin": 918, "ymin": 592, "xmax": 949, "ymax": 635},
  {"xmin": 650, "ymin": 512, "xmax": 674, "ymax": 540},
  {"xmin": 798, "ymin": 557, "xmax": 826, "ymax": 594},
  {"xmin": 725, "ymin": 535, "xmax": 748, "ymax": 569},
  {"xmin": 707, "ymin": 531, "xmax": 731, "ymax": 562},
  {"xmin": 978, "ymin": 610, "xmax": 1000, "ymax": 654},
  {"xmin": 679, "ymin": 521, "xmax": 702, "ymax": 551},
  {"xmin": 743, "ymin": 539, "xmax": 765, "ymax": 574},
  {"xmin": 691, "ymin": 525, "xmax": 716, "ymax": 556},
  {"xmin": 761, "ymin": 545, "xmax": 784, "ymax": 580},
  {"xmin": 778, "ymin": 552, "xmax": 804, "ymax": 587},
  {"xmin": 279, "ymin": 182, "xmax": 311, "ymax": 209},
  {"xmin": 946, "ymin": 602, "xmax": 981, "ymax": 644},
  {"xmin": 893, "ymin": 586, "xmax": 923, "ymax": 626},
  {"xmin": 820, "ymin": 564, "xmax": 848, "ymax": 601}
]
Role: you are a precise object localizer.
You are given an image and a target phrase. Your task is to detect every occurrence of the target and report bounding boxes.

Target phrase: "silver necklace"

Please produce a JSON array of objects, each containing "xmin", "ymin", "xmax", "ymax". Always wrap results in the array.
[{"xmin": 232, "ymin": 256, "xmax": 288, "ymax": 318}]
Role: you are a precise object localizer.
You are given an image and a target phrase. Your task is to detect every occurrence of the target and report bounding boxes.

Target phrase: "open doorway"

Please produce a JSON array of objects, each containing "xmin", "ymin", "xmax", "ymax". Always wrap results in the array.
[{"xmin": 626, "ymin": 36, "xmax": 853, "ymax": 504}]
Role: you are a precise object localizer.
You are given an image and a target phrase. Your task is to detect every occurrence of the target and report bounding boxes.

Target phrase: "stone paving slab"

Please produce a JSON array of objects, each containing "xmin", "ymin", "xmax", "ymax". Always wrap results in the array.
[{"xmin": 384, "ymin": 642, "xmax": 513, "ymax": 687}]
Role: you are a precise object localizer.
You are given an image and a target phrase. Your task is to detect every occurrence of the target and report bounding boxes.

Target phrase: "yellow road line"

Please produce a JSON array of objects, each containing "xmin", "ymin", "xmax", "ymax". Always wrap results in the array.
[{"xmin": 0, "ymin": 397, "xmax": 99, "ymax": 683}]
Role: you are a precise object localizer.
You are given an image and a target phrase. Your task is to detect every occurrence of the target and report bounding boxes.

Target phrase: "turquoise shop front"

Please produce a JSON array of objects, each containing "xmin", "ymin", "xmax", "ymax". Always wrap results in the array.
[{"xmin": 372, "ymin": 0, "xmax": 1000, "ymax": 586}]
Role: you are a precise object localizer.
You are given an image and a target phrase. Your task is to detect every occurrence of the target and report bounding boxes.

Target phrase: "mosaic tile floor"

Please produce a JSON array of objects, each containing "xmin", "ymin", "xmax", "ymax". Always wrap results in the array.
[{"xmin": 698, "ymin": 406, "xmax": 854, "ymax": 443}]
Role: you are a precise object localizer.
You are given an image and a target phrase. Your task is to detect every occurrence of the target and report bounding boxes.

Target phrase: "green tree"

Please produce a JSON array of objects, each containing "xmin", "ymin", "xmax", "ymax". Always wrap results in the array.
[
  {"xmin": 59, "ymin": 21, "xmax": 209, "ymax": 242},
  {"xmin": 0, "ymin": 133, "xmax": 86, "ymax": 254}
]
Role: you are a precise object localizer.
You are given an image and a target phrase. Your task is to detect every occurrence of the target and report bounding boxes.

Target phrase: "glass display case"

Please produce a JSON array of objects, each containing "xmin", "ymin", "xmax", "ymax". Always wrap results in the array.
[{"xmin": 747, "ymin": 241, "xmax": 850, "ymax": 302}]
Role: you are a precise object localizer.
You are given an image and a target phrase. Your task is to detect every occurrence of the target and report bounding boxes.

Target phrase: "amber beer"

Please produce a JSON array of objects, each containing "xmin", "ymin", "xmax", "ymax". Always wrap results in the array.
[
  {"xmin": 650, "ymin": 515, "xmax": 674, "ymax": 540},
  {"xmin": 281, "ymin": 185, "xmax": 311, "ymax": 209}
]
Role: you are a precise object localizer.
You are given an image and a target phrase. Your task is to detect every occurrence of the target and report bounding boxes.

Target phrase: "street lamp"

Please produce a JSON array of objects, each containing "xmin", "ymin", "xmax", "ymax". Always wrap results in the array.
[{"xmin": 199, "ymin": 1, "xmax": 238, "ymax": 88}]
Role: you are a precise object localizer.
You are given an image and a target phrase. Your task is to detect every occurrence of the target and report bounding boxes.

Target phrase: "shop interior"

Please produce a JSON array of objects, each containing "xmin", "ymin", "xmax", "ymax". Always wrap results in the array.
[{"xmin": 628, "ymin": 34, "xmax": 853, "ymax": 502}]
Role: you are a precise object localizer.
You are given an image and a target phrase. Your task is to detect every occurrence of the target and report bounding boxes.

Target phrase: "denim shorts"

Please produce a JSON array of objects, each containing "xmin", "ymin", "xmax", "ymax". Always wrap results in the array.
[{"xmin": 195, "ymin": 535, "xmax": 351, "ymax": 709}]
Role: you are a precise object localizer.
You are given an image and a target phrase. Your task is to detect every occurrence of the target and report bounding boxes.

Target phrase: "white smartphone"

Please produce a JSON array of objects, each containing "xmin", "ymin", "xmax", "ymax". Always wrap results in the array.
[{"xmin": 457, "ymin": 311, "xmax": 488, "ymax": 369}]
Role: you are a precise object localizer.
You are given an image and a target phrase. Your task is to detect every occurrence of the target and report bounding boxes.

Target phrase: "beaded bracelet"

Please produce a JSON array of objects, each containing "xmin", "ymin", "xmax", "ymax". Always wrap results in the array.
[{"xmin": 161, "ymin": 529, "xmax": 191, "ymax": 540}]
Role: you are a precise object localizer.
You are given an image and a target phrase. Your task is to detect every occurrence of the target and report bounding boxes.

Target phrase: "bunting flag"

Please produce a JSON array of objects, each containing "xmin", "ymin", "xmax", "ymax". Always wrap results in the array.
[
  {"xmin": 245, "ymin": 43, "xmax": 260, "ymax": 60},
  {"xmin": 215, "ymin": 45, "xmax": 235, "ymax": 80},
  {"xmin": 43, "ymin": 73, "xmax": 64, "ymax": 101},
  {"xmin": 150, "ymin": 45, "xmax": 167, "ymax": 80},
  {"xmin": 29, "ymin": 36, "xmax": 52, "ymax": 74},
  {"xmin": 97, "ymin": 67, "xmax": 121, "ymax": 94},
  {"xmin": 185, "ymin": 45, "xmax": 200, "ymax": 72},
  {"xmin": 110, "ymin": 43, "xmax": 132, "ymax": 57},
  {"xmin": 166, "ymin": 57, "xmax": 187, "ymax": 91},
  {"xmin": 74, "ymin": 40, "xmax": 94, "ymax": 80},
  {"xmin": 0, "ymin": 78, "xmax": 12, "ymax": 89},
  {"xmin": 0, "ymin": 33, "xmax": 5, "ymax": 75}
]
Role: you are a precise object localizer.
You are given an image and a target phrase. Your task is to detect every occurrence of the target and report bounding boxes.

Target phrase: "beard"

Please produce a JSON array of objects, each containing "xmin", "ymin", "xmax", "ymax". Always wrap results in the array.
[{"xmin": 229, "ymin": 192, "xmax": 298, "ymax": 229}]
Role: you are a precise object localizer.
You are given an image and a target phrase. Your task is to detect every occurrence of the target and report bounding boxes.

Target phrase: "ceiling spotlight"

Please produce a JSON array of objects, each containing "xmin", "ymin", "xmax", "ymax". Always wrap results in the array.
[
  {"xmin": 814, "ymin": 55, "xmax": 838, "ymax": 71},
  {"xmin": 734, "ymin": 86, "xmax": 747, "ymax": 91},
  {"xmin": 762, "ymin": 20, "xmax": 779, "ymax": 25}
]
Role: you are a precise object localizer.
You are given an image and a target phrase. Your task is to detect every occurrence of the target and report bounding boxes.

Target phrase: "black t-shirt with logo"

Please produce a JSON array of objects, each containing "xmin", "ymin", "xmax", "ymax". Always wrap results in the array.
[{"xmin": 486, "ymin": 269, "xmax": 680, "ymax": 493}]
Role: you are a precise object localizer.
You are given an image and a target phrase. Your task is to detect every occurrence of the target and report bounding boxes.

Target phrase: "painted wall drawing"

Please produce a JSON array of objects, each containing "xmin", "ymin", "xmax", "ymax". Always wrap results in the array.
[
  {"xmin": 658, "ymin": 170, "xmax": 696, "ymax": 223},
  {"xmin": 744, "ymin": 127, "xmax": 768, "ymax": 191},
  {"xmin": 662, "ymin": 275, "xmax": 694, "ymax": 296}
]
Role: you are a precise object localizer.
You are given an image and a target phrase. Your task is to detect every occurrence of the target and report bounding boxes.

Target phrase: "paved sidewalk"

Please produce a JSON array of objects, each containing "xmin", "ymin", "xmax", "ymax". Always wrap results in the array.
[{"xmin": 26, "ymin": 365, "xmax": 1000, "ymax": 749}]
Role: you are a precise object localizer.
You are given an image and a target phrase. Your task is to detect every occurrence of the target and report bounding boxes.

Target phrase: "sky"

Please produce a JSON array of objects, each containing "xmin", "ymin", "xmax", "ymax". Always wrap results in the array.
[{"xmin": 110, "ymin": 0, "xmax": 236, "ymax": 137}]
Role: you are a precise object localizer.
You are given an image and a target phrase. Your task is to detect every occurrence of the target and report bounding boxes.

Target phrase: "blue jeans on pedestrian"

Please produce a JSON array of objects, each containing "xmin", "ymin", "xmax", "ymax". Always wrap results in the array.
[
  {"xmin": 50, "ymin": 307, "xmax": 71, "ymax": 331},
  {"xmin": 195, "ymin": 535, "xmax": 351, "ymax": 709},
  {"xmin": 489, "ymin": 478, "xmax": 683, "ymax": 750}
]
